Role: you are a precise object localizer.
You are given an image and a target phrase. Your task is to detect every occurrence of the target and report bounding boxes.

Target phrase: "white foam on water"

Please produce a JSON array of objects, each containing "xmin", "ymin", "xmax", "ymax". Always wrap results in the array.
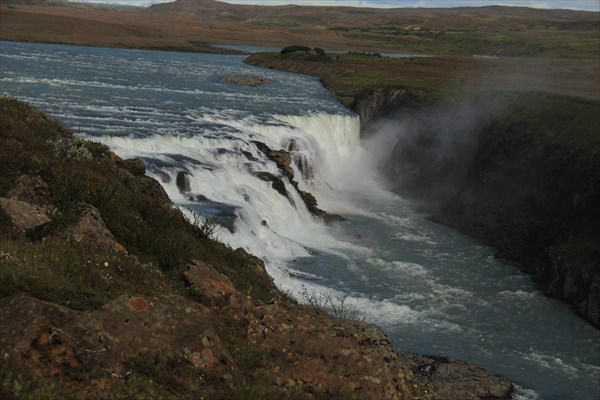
[
  {"xmin": 390, "ymin": 231, "xmax": 435, "ymax": 244},
  {"xmin": 368, "ymin": 257, "xmax": 430, "ymax": 278},
  {"xmin": 512, "ymin": 384, "xmax": 542, "ymax": 400},
  {"xmin": 519, "ymin": 350, "xmax": 595, "ymax": 379},
  {"xmin": 498, "ymin": 290, "xmax": 536, "ymax": 300},
  {"xmin": 97, "ymin": 112, "xmax": 381, "ymax": 284}
]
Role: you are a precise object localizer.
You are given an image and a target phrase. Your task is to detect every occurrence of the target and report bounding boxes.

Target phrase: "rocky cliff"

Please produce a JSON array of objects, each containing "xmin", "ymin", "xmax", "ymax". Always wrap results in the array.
[
  {"xmin": 0, "ymin": 98, "xmax": 514, "ymax": 398},
  {"xmin": 363, "ymin": 91, "xmax": 515, "ymax": 210},
  {"xmin": 434, "ymin": 93, "xmax": 600, "ymax": 327},
  {"xmin": 351, "ymin": 87, "xmax": 425, "ymax": 135},
  {"xmin": 377, "ymin": 91, "xmax": 600, "ymax": 328}
]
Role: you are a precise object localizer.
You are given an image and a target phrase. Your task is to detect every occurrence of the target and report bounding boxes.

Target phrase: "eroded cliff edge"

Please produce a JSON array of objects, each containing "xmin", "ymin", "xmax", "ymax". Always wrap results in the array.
[{"xmin": 356, "ymin": 89, "xmax": 600, "ymax": 328}]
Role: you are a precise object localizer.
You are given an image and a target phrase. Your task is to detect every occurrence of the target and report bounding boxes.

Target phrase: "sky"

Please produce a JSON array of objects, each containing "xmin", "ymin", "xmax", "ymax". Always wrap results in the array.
[{"xmin": 68, "ymin": 0, "xmax": 600, "ymax": 12}]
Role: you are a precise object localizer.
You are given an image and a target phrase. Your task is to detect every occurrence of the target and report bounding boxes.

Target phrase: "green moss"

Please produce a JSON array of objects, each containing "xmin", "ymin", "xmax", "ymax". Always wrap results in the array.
[
  {"xmin": 0, "ymin": 240, "xmax": 183, "ymax": 310},
  {"xmin": 495, "ymin": 92, "xmax": 600, "ymax": 155},
  {"xmin": 0, "ymin": 97, "xmax": 281, "ymax": 307},
  {"xmin": 1, "ymin": 355, "xmax": 79, "ymax": 400}
]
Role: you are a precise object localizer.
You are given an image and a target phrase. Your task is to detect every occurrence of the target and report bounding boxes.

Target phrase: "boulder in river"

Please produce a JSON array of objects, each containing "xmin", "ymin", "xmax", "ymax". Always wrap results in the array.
[{"xmin": 220, "ymin": 75, "xmax": 271, "ymax": 86}]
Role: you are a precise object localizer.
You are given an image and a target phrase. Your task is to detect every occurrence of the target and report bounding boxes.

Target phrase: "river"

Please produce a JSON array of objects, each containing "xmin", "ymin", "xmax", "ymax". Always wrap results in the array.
[{"xmin": 1, "ymin": 41, "xmax": 599, "ymax": 400}]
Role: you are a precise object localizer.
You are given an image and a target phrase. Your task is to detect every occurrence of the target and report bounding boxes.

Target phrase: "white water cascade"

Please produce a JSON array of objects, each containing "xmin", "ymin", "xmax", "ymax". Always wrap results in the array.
[{"xmin": 100, "ymin": 111, "xmax": 380, "ymax": 294}]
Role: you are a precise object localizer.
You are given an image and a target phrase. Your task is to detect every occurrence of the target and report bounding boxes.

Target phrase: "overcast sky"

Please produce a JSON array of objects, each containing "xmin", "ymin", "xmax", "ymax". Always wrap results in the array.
[{"xmin": 69, "ymin": 0, "xmax": 600, "ymax": 12}]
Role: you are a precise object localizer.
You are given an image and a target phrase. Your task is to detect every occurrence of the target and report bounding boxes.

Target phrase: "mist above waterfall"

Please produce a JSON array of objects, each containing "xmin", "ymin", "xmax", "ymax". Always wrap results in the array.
[{"xmin": 363, "ymin": 94, "xmax": 514, "ymax": 208}]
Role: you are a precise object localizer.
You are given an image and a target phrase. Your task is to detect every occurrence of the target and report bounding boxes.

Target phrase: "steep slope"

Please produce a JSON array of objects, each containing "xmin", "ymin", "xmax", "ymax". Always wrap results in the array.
[
  {"xmin": 432, "ymin": 93, "xmax": 600, "ymax": 327},
  {"xmin": 380, "ymin": 91, "xmax": 600, "ymax": 327}
]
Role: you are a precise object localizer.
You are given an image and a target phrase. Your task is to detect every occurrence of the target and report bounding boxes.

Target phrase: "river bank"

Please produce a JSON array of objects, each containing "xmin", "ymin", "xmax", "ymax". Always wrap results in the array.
[{"xmin": 245, "ymin": 51, "xmax": 600, "ymax": 329}]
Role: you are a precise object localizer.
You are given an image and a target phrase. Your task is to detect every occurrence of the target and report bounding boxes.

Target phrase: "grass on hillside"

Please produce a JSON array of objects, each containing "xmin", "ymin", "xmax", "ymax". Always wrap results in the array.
[
  {"xmin": 332, "ymin": 25, "xmax": 600, "ymax": 58},
  {"xmin": 493, "ymin": 92, "xmax": 600, "ymax": 155},
  {"xmin": 245, "ymin": 51, "xmax": 600, "ymax": 107},
  {"xmin": 0, "ymin": 97, "xmax": 281, "ymax": 307},
  {"xmin": 0, "ymin": 97, "xmax": 307, "ymax": 398}
]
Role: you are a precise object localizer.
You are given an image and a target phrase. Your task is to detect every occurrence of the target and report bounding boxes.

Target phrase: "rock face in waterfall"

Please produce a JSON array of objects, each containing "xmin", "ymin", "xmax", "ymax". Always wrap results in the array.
[
  {"xmin": 378, "ymin": 91, "xmax": 600, "ymax": 327},
  {"xmin": 253, "ymin": 140, "xmax": 344, "ymax": 223}
]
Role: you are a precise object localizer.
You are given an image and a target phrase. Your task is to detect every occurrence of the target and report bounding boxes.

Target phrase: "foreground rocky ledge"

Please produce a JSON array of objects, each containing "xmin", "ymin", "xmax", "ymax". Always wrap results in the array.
[{"xmin": 0, "ymin": 289, "xmax": 512, "ymax": 400}]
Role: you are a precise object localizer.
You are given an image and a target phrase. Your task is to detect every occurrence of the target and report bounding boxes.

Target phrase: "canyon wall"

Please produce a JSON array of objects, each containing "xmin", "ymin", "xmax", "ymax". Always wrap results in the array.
[{"xmin": 358, "ymin": 91, "xmax": 600, "ymax": 328}]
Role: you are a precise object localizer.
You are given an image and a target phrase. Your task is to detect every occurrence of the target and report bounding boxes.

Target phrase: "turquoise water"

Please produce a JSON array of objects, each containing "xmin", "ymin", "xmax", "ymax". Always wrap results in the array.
[{"xmin": 1, "ymin": 41, "xmax": 599, "ymax": 400}]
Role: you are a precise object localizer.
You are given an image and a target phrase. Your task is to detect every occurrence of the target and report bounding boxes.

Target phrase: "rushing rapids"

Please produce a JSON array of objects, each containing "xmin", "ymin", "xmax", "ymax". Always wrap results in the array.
[{"xmin": 1, "ymin": 41, "xmax": 599, "ymax": 400}]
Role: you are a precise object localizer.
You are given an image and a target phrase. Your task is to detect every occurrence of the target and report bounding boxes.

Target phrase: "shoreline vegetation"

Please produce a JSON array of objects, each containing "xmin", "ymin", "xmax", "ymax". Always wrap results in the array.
[{"xmin": 1, "ymin": 0, "xmax": 599, "ymax": 397}]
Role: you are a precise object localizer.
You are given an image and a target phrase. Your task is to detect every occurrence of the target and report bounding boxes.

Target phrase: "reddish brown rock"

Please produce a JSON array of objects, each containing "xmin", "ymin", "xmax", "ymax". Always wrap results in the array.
[
  {"xmin": 0, "ymin": 197, "xmax": 52, "ymax": 239},
  {"xmin": 62, "ymin": 203, "xmax": 126, "ymax": 253},
  {"xmin": 246, "ymin": 302, "xmax": 416, "ymax": 400},
  {"xmin": 128, "ymin": 296, "xmax": 149, "ymax": 312},
  {"xmin": 0, "ymin": 294, "xmax": 238, "ymax": 385},
  {"xmin": 181, "ymin": 260, "xmax": 254, "ymax": 320}
]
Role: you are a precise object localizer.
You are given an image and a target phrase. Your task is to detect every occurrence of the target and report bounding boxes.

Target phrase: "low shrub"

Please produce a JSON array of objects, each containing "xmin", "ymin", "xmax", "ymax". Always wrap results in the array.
[{"xmin": 281, "ymin": 45, "xmax": 311, "ymax": 54}]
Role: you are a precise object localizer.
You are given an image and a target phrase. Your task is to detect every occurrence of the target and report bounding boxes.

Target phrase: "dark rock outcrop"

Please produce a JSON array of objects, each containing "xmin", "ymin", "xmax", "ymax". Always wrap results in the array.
[
  {"xmin": 176, "ymin": 170, "xmax": 191, "ymax": 193},
  {"xmin": 433, "ymin": 94, "xmax": 600, "ymax": 327},
  {"xmin": 219, "ymin": 75, "xmax": 271, "ymax": 86},
  {"xmin": 108, "ymin": 153, "xmax": 173, "ymax": 208},
  {"xmin": 253, "ymin": 140, "xmax": 343, "ymax": 223},
  {"xmin": 352, "ymin": 87, "xmax": 423, "ymax": 134},
  {"xmin": 252, "ymin": 171, "xmax": 289, "ymax": 198},
  {"xmin": 60, "ymin": 203, "xmax": 127, "ymax": 253},
  {"xmin": 0, "ymin": 197, "xmax": 52, "ymax": 239},
  {"xmin": 117, "ymin": 157, "xmax": 146, "ymax": 176},
  {"xmin": 253, "ymin": 141, "xmax": 295, "ymax": 179},
  {"xmin": 7, "ymin": 175, "xmax": 52, "ymax": 206},
  {"xmin": 398, "ymin": 353, "xmax": 513, "ymax": 400}
]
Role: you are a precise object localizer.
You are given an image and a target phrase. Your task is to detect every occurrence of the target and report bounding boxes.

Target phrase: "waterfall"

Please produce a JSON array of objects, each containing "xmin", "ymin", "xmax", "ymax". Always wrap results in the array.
[{"xmin": 100, "ymin": 111, "xmax": 377, "ymax": 291}]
